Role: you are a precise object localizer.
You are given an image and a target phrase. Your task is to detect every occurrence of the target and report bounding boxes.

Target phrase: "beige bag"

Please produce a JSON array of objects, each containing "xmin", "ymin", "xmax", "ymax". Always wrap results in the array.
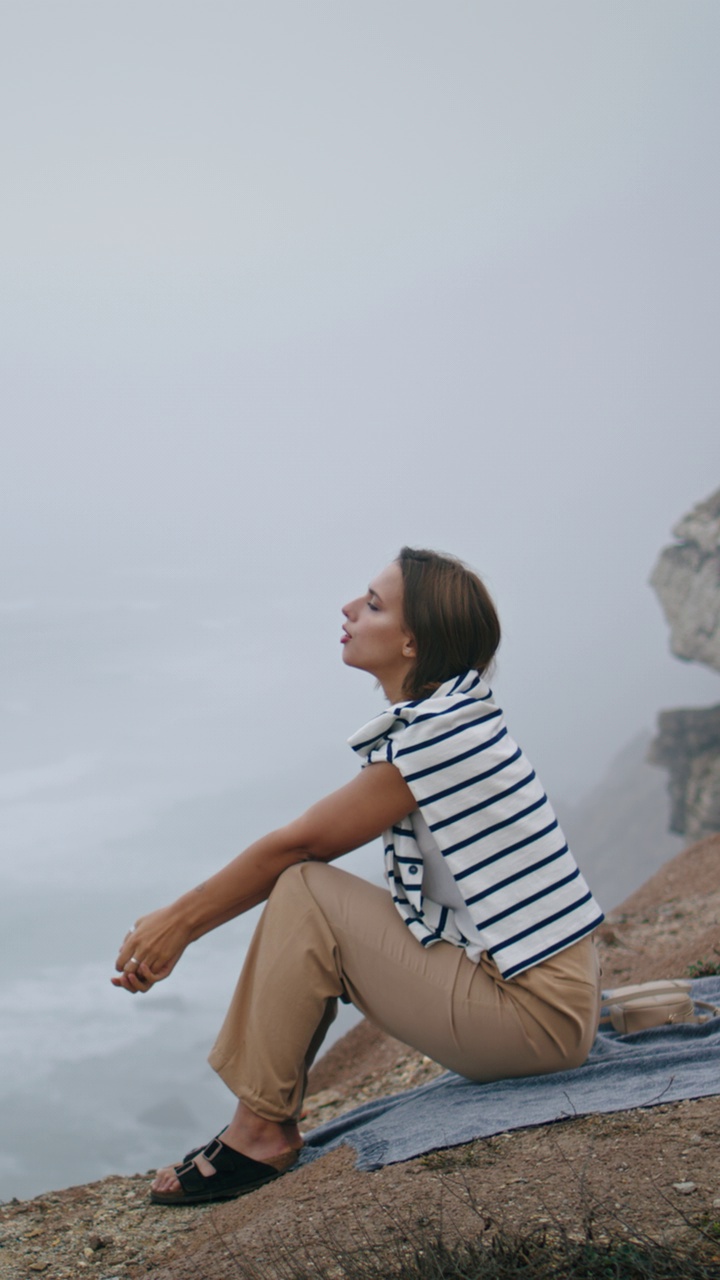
[{"xmin": 600, "ymin": 979, "xmax": 720, "ymax": 1034}]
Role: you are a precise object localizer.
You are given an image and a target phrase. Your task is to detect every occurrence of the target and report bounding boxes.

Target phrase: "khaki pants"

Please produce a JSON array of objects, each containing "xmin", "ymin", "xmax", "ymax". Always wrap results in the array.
[{"xmin": 209, "ymin": 861, "xmax": 601, "ymax": 1123}]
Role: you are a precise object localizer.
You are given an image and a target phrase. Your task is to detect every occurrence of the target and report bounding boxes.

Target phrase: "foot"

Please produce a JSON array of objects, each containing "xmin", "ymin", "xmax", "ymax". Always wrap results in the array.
[
  {"xmin": 149, "ymin": 1134, "xmax": 299, "ymax": 1204},
  {"xmin": 150, "ymin": 1104, "xmax": 302, "ymax": 1200}
]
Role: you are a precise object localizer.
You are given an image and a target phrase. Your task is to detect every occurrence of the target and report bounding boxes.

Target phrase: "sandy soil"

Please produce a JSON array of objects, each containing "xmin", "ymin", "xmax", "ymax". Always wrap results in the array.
[{"xmin": 1, "ymin": 835, "xmax": 719, "ymax": 1280}]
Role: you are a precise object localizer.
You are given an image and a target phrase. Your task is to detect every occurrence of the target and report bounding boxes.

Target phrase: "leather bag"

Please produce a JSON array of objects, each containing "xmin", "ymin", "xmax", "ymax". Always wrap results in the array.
[{"xmin": 600, "ymin": 979, "xmax": 720, "ymax": 1034}]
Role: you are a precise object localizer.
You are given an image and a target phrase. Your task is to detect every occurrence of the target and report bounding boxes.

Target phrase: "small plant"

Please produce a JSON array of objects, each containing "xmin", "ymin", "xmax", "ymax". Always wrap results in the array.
[
  {"xmin": 697, "ymin": 1215, "xmax": 720, "ymax": 1242},
  {"xmin": 421, "ymin": 1139, "xmax": 492, "ymax": 1172},
  {"xmin": 687, "ymin": 950, "xmax": 720, "ymax": 979}
]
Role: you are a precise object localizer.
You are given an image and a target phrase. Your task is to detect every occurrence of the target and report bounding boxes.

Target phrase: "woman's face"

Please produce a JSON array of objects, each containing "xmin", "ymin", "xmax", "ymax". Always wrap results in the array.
[{"xmin": 341, "ymin": 562, "xmax": 416, "ymax": 702}]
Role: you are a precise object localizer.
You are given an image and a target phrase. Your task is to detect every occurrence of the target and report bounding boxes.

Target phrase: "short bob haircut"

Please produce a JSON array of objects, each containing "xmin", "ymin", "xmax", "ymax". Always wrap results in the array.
[{"xmin": 397, "ymin": 547, "xmax": 501, "ymax": 700}]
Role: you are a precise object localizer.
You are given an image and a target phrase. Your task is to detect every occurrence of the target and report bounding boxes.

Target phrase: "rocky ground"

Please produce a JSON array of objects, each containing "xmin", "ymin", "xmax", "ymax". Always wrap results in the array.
[{"xmin": 1, "ymin": 834, "xmax": 719, "ymax": 1280}]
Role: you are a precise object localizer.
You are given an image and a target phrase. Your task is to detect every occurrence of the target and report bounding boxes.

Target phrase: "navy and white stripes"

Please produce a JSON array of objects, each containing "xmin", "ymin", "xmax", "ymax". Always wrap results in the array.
[{"xmin": 348, "ymin": 670, "xmax": 604, "ymax": 979}]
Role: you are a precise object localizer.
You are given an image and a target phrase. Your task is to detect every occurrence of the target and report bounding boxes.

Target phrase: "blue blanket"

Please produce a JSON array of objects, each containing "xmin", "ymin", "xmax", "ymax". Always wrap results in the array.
[{"xmin": 301, "ymin": 976, "xmax": 720, "ymax": 1171}]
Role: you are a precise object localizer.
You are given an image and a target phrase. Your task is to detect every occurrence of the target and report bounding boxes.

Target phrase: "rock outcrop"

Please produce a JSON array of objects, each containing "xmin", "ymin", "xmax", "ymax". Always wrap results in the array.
[
  {"xmin": 650, "ymin": 486, "xmax": 720, "ymax": 672},
  {"xmin": 650, "ymin": 487, "xmax": 720, "ymax": 838}
]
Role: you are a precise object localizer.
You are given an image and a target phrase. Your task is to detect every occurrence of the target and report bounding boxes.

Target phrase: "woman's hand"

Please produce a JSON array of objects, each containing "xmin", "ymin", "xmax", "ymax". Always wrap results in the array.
[{"xmin": 112, "ymin": 906, "xmax": 193, "ymax": 994}]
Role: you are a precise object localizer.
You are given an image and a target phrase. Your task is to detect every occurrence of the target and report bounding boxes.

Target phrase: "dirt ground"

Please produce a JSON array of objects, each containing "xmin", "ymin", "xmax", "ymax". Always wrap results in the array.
[{"xmin": 1, "ymin": 835, "xmax": 719, "ymax": 1280}]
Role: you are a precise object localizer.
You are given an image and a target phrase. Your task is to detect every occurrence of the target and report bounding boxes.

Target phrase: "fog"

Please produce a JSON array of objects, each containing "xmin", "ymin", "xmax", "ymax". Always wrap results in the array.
[{"xmin": 1, "ymin": 2, "xmax": 719, "ymax": 1199}]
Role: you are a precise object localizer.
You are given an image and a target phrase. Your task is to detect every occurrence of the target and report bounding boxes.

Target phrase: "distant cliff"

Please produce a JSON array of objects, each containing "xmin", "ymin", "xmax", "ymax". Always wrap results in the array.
[
  {"xmin": 649, "ymin": 487, "xmax": 720, "ymax": 839},
  {"xmin": 556, "ymin": 731, "xmax": 684, "ymax": 911}
]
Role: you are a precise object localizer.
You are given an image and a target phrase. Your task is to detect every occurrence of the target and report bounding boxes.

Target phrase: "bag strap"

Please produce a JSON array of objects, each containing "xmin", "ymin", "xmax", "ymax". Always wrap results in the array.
[
  {"xmin": 602, "ymin": 979, "xmax": 690, "ymax": 1003},
  {"xmin": 694, "ymin": 999, "xmax": 720, "ymax": 1022}
]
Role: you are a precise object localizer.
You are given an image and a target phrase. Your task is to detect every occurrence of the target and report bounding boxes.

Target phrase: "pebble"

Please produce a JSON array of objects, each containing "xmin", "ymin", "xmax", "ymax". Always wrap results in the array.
[{"xmin": 672, "ymin": 1181, "xmax": 697, "ymax": 1194}]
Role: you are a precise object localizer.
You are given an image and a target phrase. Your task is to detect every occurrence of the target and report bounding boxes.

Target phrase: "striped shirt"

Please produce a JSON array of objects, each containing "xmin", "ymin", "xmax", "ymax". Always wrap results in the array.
[{"xmin": 348, "ymin": 669, "xmax": 604, "ymax": 979}]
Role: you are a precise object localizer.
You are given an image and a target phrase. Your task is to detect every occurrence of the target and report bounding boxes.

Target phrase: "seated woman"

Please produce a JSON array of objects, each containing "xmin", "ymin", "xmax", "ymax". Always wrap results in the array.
[{"xmin": 113, "ymin": 547, "xmax": 604, "ymax": 1205}]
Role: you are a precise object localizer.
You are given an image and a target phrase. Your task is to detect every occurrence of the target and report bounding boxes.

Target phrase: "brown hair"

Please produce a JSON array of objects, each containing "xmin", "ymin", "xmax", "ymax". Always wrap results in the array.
[{"xmin": 397, "ymin": 547, "xmax": 501, "ymax": 700}]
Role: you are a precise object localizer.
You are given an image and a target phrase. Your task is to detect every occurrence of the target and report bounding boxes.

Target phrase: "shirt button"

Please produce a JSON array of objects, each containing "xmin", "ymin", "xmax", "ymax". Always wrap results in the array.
[{"xmin": 408, "ymin": 865, "xmax": 418, "ymax": 875}]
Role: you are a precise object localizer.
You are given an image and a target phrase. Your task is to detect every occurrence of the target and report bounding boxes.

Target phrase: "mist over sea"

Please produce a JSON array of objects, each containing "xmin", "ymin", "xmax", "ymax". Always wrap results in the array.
[{"xmin": 0, "ymin": 575, "xmax": 370, "ymax": 1201}]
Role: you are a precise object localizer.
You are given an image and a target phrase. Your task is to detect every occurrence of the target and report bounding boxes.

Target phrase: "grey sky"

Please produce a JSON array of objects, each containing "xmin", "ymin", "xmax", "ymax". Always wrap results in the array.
[{"xmin": 2, "ymin": 1, "xmax": 719, "ymax": 803}]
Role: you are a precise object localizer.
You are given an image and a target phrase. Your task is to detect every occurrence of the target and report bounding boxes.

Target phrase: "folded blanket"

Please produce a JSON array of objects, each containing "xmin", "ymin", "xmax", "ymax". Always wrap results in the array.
[{"xmin": 301, "ymin": 976, "xmax": 720, "ymax": 1171}]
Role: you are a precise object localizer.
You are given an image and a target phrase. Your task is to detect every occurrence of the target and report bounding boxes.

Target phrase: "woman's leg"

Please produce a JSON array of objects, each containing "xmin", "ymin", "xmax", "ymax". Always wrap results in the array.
[{"xmin": 209, "ymin": 860, "xmax": 600, "ymax": 1112}]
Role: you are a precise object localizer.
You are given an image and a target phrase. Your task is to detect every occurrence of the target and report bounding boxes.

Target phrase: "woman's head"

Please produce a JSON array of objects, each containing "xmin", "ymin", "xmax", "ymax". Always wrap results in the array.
[
  {"xmin": 341, "ymin": 549, "xmax": 500, "ymax": 703},
  {"xmin": 396, "ymin": 547, "xmax": 501, "ymax": 699}
]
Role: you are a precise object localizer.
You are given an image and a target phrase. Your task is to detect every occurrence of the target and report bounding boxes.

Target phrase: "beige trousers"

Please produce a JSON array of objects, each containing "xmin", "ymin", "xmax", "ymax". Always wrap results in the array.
[{"xmin": 208, "ymin": 861, "xmax": 601, "ymax": 1123}]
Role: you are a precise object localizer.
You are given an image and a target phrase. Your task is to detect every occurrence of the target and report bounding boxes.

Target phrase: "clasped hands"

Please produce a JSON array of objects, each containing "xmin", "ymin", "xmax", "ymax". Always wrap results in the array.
[{"xmin": 112, "ymin": 905, "xmax": 192, "ymax": 994}]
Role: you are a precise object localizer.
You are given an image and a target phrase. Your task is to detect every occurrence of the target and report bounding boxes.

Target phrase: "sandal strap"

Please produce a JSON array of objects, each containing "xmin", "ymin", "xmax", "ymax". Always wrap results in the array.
[
  {"xmin": 199, "ymin": 1137, "xmax": 276, "ymax": 1179},
  {"xmin": 174, "ymin": 1157, "xmax": 211, "ymax": 1197}
]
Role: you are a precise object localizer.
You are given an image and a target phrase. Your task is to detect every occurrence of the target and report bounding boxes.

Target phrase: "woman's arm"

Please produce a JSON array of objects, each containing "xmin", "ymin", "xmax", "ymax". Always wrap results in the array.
[{"xmin": 113, "ymin": 762, "xmax": 415, "ymax": 992}]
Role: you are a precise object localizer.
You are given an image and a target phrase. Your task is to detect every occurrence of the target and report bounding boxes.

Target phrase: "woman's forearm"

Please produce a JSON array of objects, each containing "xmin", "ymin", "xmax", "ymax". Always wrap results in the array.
[
  {"xmin": 173, "ymin": 830, "xmax": 308, "ymax": 940},
  {"xmin": 113, "ymin": 827, "xmax": 311, "ymax": 988}
]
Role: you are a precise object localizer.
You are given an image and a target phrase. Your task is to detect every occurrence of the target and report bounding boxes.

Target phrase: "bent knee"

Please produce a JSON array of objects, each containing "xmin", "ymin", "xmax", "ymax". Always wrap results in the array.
[
  {"xmin": 271, "ymin": 858, "xmax": 335, "ymax": 900},
  {"xmin": 558, "ymin": 1042, "xmax": 592, "ymax": 1073}
]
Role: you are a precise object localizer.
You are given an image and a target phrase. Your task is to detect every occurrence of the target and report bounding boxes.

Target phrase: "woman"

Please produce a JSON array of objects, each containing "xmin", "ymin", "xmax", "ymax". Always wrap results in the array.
[{"xmin": 114, "ymin": 547, "xmax": 604, "ymax": 1206}]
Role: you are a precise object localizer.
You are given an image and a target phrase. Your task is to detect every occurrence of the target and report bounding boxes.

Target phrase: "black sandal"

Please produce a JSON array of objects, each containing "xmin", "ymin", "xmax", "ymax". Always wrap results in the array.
[{"xmin": 150, "ymin": 1134, "xmax": 298, "ymax": 1206}]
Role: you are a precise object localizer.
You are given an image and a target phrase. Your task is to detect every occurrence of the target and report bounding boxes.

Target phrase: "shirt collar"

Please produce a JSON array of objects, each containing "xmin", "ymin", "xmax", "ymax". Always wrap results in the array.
[{"xmin": 348, "ymin": 669, "xmax": 484, "ymax": 758}]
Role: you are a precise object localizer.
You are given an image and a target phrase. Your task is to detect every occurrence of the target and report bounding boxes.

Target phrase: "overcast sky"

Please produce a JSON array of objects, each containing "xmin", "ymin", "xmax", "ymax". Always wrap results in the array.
[{"xmin": 2, "ymin": 1, "xmax": 719, "ymax": 804}]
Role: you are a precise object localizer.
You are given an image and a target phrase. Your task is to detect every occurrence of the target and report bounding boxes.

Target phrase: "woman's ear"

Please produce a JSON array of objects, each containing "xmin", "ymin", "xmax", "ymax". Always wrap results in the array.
[{"xmin": 402, "ymin": 635, "xmax": 416, "ymax": 658}]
